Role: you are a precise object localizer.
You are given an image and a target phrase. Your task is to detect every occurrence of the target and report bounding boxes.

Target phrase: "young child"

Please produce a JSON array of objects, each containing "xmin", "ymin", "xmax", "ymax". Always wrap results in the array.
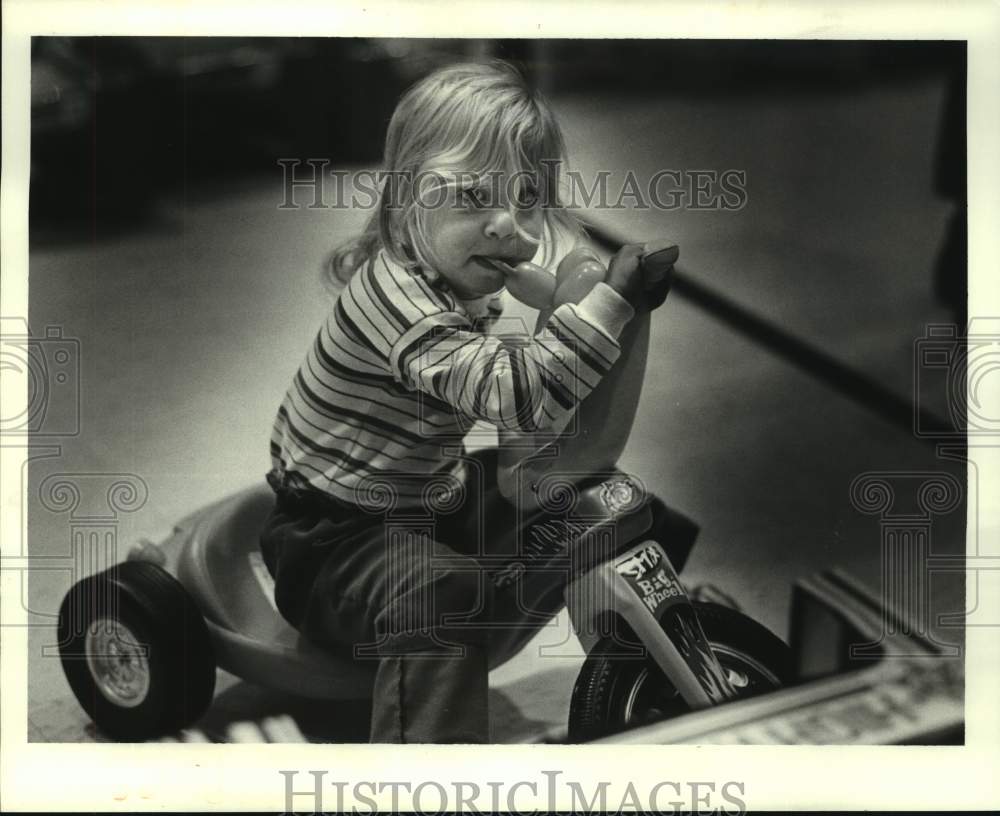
[{"xmin": 260, "ymin": 59, "xmax": 693, "ymax": 743}]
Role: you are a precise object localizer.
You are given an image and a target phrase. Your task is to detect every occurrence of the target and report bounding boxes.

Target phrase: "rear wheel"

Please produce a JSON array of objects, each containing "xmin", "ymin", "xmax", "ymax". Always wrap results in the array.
[
  {"xmin": 58, "ymin": 560, "xmax": 216, "ymax": 741},
  {"xmin": 568, "ymin": 602, "xmax": 792, "ymax": 741}
]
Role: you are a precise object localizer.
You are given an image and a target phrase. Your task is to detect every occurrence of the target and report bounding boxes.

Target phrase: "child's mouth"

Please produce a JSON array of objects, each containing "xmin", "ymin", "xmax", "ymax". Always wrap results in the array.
[{"xmin": 475, "ymin": 256, "xmax": 517, "ymax": 275}]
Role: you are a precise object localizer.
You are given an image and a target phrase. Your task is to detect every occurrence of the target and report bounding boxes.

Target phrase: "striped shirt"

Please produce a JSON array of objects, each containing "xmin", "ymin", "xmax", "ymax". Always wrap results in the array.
[{"xmin": 269, "ymin": 249, "xmax": 635, "ymax": 511}]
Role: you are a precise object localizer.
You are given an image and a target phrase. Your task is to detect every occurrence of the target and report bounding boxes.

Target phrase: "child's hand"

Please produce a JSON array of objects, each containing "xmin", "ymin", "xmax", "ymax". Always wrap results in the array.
[{"xmin": 605, "ymin": 241, "xmax": 678, "ymax": 312}]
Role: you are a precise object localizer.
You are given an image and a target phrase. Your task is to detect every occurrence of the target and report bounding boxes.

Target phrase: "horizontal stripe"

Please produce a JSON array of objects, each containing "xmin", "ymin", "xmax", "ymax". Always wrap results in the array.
[
  {"xmin": 297, "ymin": 368, "xmax": 459, "ymax": 438},
  {"xmin": 271, "ymin": 249, "xmax": 626, "ymax": 503},
  {"xmin": 294, "ymin": 370, "xmax": 425, "ymax": 446},
  {"xmin": 279, "ymin": 401, "xmax": 440, "ymax": 465},
  {"xmin": 549, "ymin": 315, "xmax": 613, "ymax": 376}
]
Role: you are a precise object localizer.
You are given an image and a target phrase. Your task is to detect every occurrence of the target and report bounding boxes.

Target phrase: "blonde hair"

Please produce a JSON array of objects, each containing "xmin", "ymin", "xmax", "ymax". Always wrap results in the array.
[{"xmin": 325, "ymin": 59, "xmax": 583, "ymax": 290}]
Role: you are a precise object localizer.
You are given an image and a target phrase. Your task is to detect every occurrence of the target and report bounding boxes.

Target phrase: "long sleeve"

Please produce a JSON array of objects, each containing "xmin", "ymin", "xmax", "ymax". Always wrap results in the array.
[
  {"xmin": 270, "ymin": 248, "xmax": 636, "ymax": 508},
  {"xmin": 390, "ymin": 282, "xmax": 635, "ymax": 434}
]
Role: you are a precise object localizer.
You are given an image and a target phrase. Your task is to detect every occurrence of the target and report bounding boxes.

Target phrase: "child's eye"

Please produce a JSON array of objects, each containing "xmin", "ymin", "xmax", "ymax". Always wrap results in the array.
[
  {"xmin": 460, "ymin": 187, "xmax": 488, "ymax": 209},
  {"xmin": 515, "ymin": 185, "xmax": 540, "ymax": 208}
]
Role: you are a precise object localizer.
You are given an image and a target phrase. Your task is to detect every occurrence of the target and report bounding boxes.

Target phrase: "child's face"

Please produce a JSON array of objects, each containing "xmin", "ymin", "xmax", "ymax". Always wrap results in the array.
[{"xmin": 422, "ymin": 169, "xmax": 544, "ymax": 299}]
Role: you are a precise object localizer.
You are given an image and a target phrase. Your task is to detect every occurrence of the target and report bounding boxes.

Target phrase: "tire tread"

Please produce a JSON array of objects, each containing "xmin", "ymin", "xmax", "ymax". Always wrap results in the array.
[{"xmin": 58, "ymin": 562, "xmax": 216, "ymax": 741}]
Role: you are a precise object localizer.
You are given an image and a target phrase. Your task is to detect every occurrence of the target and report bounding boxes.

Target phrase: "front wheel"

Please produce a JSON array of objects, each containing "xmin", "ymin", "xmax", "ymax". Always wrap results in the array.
[{"xmin": 568, "ymin": 602, "xmax": 792, "ymax": 742}]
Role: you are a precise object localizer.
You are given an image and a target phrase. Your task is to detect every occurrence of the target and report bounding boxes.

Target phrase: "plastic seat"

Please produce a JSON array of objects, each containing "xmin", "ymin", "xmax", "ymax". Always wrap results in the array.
[{"xmin": 175, "ymin": 484, "xmax": 376, "ymax": 699}]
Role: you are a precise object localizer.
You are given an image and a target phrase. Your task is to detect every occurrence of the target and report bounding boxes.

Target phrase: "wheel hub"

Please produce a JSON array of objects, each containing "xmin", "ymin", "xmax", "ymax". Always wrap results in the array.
[
  {"xmin": 84, "ymin": 617, "xmax": 151, "ymax": 708},
  {"xmin": 623, "ymin": 648, "xmax": 773, "ymax": 725},
  {"xmin": 726, "ymin": 668, "xmax": 750, "ymax": 688}
]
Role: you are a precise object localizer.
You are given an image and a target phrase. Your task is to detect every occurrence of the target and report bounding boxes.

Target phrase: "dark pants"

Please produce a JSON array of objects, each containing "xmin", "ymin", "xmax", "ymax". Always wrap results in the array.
[{"xmin": 259, "ymin": 448, "xmax": 698, "ymax": 743}]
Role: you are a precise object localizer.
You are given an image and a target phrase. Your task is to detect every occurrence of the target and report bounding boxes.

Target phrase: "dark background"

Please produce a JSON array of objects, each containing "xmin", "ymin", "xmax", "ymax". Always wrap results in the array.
[{"xmin": 30, "ymin": 37, "xmax": 967, "ymax": 312}]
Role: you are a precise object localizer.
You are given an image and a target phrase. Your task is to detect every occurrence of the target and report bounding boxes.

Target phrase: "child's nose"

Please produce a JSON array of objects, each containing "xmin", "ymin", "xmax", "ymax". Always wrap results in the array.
[{"xmin": 483, "ymin": 209, "xmax": 516, "ymax": 240}]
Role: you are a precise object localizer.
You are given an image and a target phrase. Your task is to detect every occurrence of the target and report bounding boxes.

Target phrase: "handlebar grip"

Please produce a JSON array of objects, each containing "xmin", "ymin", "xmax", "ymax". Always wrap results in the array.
[{"xmin": 640, "ymin": 239, "xmax": 679, "ymax": 285}]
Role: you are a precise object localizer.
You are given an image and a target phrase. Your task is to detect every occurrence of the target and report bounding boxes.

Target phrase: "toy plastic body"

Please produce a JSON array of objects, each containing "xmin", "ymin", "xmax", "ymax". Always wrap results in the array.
[
  {"xmin": 134, "ymin": 485, "xmax": 379, "ymax": 698},
  {"xmin": 57, "ymin": 242, "xmax": 792, "ymax": 741}
]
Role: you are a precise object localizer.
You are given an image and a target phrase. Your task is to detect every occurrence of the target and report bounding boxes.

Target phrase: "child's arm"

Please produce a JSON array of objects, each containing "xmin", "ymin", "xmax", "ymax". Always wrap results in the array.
[
  {"xmin": 494, "ymin": 241, "xmax": 675, "ymax": 503},
  {"xmin": 388, "ymin": 281, "xmax": 635, "ymax": 435}
]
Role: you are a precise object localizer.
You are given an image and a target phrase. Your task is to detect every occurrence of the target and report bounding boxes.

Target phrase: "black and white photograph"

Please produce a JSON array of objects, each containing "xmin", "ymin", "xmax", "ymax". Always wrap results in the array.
[{"xmin": 2, "ymin": 1, "xmax": 998, "ymax": 812}]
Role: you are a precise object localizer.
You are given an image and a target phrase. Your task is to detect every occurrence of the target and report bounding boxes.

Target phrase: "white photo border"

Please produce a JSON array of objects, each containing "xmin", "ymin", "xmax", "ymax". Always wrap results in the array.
[{"xmin": 2, "ymin": 0, "xmax": 998, "ymax": 811}]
